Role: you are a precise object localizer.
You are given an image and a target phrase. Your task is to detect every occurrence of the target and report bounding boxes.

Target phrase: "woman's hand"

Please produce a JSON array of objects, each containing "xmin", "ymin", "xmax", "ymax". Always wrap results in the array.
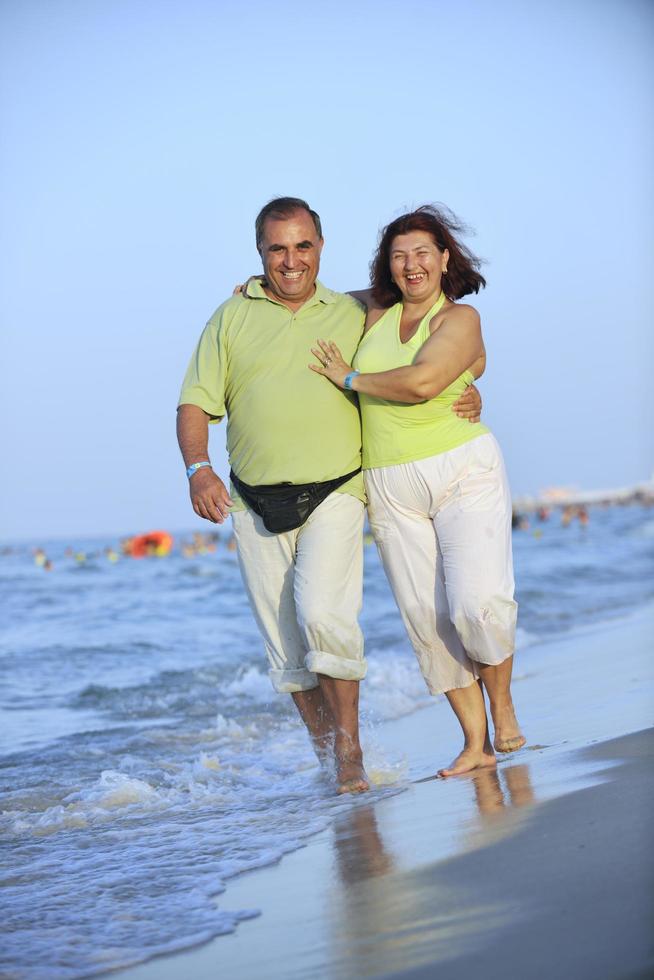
[
  {"xmin": 309, "ymin": 339, "xmax": 353, "ymax": 389},
  {"xmin": 233, "ymin": 274, "xmax": 265, "ymax": 296}
]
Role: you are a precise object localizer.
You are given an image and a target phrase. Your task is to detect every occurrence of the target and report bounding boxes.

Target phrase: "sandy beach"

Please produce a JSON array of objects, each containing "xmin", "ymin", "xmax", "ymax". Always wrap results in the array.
[{"xmin": 115, "ymin": 605, "xmax": 654, "ymax": 980}]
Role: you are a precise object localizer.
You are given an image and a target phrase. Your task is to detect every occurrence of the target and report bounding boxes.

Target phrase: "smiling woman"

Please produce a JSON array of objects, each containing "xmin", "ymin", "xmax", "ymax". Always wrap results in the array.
[
  {"xmin": 371, "ymin": 204, "xmax": 486, "ymax": 307},
  {"xmin": 310, "ymin": 203, "xmax": 525, "ymax": 777}
]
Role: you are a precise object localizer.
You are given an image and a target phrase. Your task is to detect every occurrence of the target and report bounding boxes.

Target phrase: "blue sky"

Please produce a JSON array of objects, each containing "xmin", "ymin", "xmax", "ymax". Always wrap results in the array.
[{"xmin": 1, "ymin": 0, "xmax": 652, "ymax": 540}]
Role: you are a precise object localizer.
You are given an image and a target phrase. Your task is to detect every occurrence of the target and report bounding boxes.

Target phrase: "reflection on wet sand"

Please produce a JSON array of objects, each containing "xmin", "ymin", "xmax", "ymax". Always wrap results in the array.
[
  {"xmin": 329, "ymin": 763, "xmax": 537, "ymax": 977},
  {"xmin": 463, "ymin": 764, "xmax": 537, "ymax": 851},
  {"xmin": 332, "ymin": 805, "xmax": 395, "ymax": 886}
]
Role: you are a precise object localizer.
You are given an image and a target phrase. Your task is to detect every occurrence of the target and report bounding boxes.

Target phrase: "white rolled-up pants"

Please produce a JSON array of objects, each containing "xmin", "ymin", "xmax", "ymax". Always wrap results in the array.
[
  {"xmin": 365, "ymin": 433, "xmax": 517, "ymax": 695},
  {"xmin": 231, "ymin": 492, "xmax": 366, "ymax": 694}
]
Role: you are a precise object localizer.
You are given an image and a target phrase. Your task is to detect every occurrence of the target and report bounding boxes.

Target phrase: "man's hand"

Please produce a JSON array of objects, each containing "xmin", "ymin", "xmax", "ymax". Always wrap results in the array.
[
  {"xmin": 189, "ymin": 467, "xmax": 233, "ymax": 524},
  {"xmin": 452, "ymin": 383, "xmax": 482, "ymax": 423},
  {"xmin": 177, "ymin": 404, "xmax": 232, "ymax": 522}
]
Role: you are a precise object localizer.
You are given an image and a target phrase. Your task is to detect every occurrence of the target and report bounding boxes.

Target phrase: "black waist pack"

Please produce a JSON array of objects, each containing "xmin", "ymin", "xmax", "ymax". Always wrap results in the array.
[{"xmin": 230, "ymin": 467, "xmax": 361, "ymax": 534}]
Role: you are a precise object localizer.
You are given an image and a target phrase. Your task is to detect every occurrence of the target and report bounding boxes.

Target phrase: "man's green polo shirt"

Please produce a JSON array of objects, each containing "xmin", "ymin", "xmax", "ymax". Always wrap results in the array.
[{"xmin": 179, "ymin": 279, "xmax": 366, "ymax": 510}]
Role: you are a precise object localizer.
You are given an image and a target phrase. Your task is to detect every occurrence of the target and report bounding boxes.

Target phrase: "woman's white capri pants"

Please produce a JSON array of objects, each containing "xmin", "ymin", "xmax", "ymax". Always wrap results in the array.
[{"xmin": 365, "ymin": 433, "xmax": 517, "ymax": 695}]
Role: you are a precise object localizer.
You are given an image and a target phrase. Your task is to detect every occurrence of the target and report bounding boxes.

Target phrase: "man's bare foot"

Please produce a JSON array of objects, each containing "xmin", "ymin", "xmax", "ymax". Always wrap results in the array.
[
  {"xmin": 334, "ymin": 731, "xmax": 369, "ymax": 794},
  {"xmin": 492, "ymin": 701, "xmax": 526, "ymax": 753},
  {"xmin": 438, "ymin": 746, "xmax": 497, "ymax": 778},
  {"xmin": 336, "ymin": 757, "xmax": 369, "ymax": 794}
]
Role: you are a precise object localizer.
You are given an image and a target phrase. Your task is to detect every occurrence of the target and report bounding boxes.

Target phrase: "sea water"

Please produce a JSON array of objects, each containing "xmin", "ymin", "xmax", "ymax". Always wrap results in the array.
[{"xmin": 1, "ymin": 504, "xmax": 653, "ymax": 978}]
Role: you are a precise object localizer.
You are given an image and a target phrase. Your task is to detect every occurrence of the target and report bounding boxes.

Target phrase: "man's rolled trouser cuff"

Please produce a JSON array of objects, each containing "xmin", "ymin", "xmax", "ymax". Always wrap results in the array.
[
  {"xmin": 305, "ymin": 650, "xmax": 367, "ymax": 682},
  {"xmin": 269, "ymin": 667, "xmax": 319, "ymax": 694}
]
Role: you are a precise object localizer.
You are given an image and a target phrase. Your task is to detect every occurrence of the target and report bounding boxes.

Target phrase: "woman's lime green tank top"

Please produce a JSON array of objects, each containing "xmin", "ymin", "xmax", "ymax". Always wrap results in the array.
[{"xmin": 352, "ymin": 294, "xmax": 489, "ymax": 469}]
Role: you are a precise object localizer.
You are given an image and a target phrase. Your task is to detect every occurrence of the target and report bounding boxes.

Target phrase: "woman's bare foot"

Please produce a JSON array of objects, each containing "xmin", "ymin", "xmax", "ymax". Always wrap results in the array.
[
  {"xmin": 492, "ymin": 700, "xmax": 526, "ymax": 753},
  {"xmin": 438, "ymin": 746, "xmax": 497, "ymax": 778},
  {"xmin": 495, "ymin": 735, "xmax": 526, "ymax": 753}
]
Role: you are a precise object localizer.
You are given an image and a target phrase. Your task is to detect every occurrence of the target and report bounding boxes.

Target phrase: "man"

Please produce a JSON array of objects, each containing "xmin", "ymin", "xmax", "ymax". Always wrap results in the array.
[{"xmin": 177, "ymin": 197, "xmax": 481, "ymax": 793}]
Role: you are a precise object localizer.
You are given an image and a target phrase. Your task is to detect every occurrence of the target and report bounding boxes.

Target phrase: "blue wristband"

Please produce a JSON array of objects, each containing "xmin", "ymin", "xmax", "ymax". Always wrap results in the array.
[
  {"xmin": 344, "ymin": 371, "xmax": 360, "ymax": 390},
  {"xmin": 186, "ymin": 461, "xmax": 212, "ymax": 479}
]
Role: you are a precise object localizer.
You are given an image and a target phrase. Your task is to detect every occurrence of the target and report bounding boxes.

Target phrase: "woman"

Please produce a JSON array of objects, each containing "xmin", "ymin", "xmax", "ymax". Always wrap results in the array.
[{"xmin": 311, "ymin": 205, "xmax": 524, "ymax": 776}]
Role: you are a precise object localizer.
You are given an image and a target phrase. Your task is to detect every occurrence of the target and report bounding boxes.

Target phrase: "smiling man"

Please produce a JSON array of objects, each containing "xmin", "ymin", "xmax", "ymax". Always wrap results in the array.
[{"xmin": 177, "ymin": 198, "xmax": 370, "ymax": 793}]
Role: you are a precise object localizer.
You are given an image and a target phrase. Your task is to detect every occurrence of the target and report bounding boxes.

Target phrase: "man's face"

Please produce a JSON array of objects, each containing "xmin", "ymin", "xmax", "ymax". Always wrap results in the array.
[{"xmin": 258, "ymin": 209, "xmax": 323, "ymax": 309}]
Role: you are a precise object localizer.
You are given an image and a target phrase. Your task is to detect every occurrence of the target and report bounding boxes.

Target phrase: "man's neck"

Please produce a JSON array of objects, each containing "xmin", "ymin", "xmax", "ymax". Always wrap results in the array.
[{"xmin": 263, "ymin": 283, "xmax": 317, "ymax": 313}]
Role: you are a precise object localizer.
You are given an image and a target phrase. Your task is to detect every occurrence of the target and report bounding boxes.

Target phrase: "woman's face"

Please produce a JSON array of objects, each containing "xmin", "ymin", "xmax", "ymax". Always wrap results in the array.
[{"xmin": 389, "ymin": 231, "xmax": 448, "ymax": 304}]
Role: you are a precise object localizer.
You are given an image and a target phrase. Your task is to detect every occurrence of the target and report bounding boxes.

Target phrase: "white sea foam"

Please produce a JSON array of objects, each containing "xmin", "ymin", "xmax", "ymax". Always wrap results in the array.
[
  {"xmin": 64, "ymin": 770, "xmax": 158, "ymax": 808},
  {"xmin": 362, "ymin": 654, "xmax": 432, "ymax": 720},
  {"xmin": 220, "ymin": 665, "xmax": 272, "ymax": 702},
  {"xmin": 214, "ymin": 712, "xmax": 258, "ymax": 739},
  {"xmin": 7, "ymin": 772, "xmax": 169, "ymax": 835}
]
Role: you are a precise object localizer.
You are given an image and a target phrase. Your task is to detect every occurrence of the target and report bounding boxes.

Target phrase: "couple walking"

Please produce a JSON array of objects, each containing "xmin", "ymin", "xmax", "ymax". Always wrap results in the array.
[{"xmin": 177, "ymin": 196, "xmax": 524, "ymax": 793}]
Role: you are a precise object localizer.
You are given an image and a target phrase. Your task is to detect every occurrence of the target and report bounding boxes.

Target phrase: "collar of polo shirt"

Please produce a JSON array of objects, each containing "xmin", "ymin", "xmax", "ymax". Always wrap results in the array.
[{"xmin": 245, "ymin": 277, "xmax": 338, "ymax": 306}]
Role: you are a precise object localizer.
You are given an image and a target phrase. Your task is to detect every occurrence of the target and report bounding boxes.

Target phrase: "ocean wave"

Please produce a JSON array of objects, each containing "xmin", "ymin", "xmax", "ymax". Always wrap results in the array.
[
  {"xmin": 362, "ymin": 655, "xmax": 431, "ymax": 721},
  {"xmin": 219, "ymin": 666, "xmax": 273, "ymax": 703},
  {"xmin": 70, "ymin": 661, "xmax": 265, "ymax": 721}
]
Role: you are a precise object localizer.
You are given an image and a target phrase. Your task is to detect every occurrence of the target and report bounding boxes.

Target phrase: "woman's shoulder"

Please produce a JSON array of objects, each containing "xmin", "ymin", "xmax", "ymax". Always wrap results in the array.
[
  {"xmin": 442, "ymin": 300, "xmax": 479, "ymax": 319},
  {"xmin": 431, "ymin": 300, "xmax": 480, "ymax": 330}
]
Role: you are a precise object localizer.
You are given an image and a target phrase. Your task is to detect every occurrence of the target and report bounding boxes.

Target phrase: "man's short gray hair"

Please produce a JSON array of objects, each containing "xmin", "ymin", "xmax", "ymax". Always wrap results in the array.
[{"xmin": 255, "ymin": 197, "xmax": 323, "ymax": 249}]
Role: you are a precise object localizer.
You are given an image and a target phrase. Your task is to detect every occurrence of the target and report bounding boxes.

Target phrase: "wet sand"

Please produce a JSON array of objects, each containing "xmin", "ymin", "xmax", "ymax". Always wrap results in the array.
[{"xmin": 116, "ymin": 606, "xmax": 654, "ymax": 980}]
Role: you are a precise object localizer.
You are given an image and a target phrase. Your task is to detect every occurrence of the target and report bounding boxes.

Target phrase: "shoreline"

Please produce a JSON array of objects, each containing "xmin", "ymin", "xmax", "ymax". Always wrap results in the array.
[
  {"xmin": 115, "ymin": 728, "xmax": 654, "ymax": 980},
  {"xmin": 116, "ymin": 605, "xmax": 654, "ymax": 980}
]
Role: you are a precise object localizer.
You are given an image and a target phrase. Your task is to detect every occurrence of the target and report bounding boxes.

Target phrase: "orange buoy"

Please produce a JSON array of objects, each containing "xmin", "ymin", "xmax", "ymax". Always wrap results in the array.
[{"xmin": 125, "ymin": 531, "xmax": 173, "ymax": 558}]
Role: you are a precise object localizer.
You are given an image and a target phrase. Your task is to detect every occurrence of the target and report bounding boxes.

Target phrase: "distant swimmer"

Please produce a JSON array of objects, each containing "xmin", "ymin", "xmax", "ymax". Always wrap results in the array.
[
  {"xmin": 561, "ymin": 506, "xmax": 572, "ymax": 527},
  {"xmin": 512, "ymin": 512, "xmax": 530, "ymax": 530},
  {"xmin": 560, "ymin": 504, "xmax": 590, "ymax": 528},
  {"xmin": 33, "ymin": 548, "xmax": 47, "ymax": 567},
  {"xmin": 33, "ymin": 549, "xmax": 53, "ymax": 571}
]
